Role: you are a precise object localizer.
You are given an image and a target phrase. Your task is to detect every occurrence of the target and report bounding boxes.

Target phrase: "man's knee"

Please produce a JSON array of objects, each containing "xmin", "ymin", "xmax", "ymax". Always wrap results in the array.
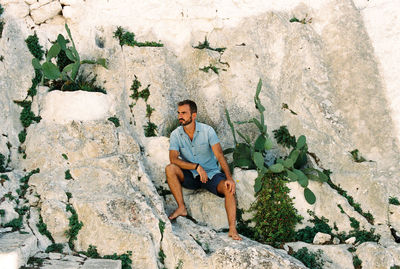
[{"xmin": 165, "ymin": 163, "xmax": 179, "ymax": 176}]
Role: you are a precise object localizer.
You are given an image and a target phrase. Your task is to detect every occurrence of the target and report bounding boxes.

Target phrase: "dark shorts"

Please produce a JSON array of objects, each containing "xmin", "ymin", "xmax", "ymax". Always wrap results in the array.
[{"xmin": 182, "ymin": 170, "xmax": 226, "ymax": 198}]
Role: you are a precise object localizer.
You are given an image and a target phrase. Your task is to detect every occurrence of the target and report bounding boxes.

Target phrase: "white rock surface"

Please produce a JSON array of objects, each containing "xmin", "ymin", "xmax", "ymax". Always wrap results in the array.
[
  {"xmin": 40, "ymin": 91, "xmax": 115, "ymax": 124},
  {"xmin": 313, "ymin": 232, "xmax": 331, "ymax": 245},
  {"xmin": 285, "ymin": 242, "xmax": 354, "ymax": 269},
  {"xmin": 0, "ymin": 232, "xmax": 38, "ymax": 269},
  {"xmin": 30, "ymin": 1, "xmax": 62, "ymax": 24},
  {"xmin": 82, "ymin": 259, "xmax": 121, "ymax": 269},
  {"xmin": 356, "ymin": 242, "xmax": 400, "ymax": 269},
  {"xmin": 345, "ymin": 237, "xmax": 356, "ymax": 245}
]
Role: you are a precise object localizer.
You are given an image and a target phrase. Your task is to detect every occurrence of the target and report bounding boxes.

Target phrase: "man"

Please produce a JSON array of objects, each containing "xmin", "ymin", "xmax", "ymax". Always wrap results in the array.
[{"xmin": 165, "ymin": 100, "xmax": 242, "ymax": 240}]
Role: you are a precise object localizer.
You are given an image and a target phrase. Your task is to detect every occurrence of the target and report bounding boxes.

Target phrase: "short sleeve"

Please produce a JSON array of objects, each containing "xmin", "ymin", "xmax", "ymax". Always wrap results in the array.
[
  {"xmin": 208, "ymin": 127, "xmax": 220, "ymax": 146},
  {"xmin": 169, "ymin": 130, "xmax": 180, "ymax": 151}
]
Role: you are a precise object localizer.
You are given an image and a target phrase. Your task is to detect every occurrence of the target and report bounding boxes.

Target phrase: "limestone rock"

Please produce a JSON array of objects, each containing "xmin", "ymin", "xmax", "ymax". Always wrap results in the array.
[
  {"xmin": 356, "ymin": 242, "xmax": 400, "ymax": 269},
  {"xmin": 285, "ymin": 242, "xmax": 354, "ymax": 269},
  {"xmin": 27, "ymin": 208, "xmax": 52, "ymax": 251},
  {"xmin": 40, "ymin": 199, "xmax": 70, "ymax": 243},
  {"xmin": 2, "ymin": 2, "xmax": 30, "ymax": 18},
  {"xmin": 40, "ymin": 91, "xmax": 115, "ymax": 124},
  {"xmin": 345, "ymin": 237, "xmax": 356, "ymax": 245},
  {"xmin": 313, "ymin": 232, "xmax": 331, "ymax": 245},
  {"xmin": 30, "ymin": 1, "xmax": 62, "ymax": 24},
  {"xmin": 82, "ymin": 259, "xmax": 121, "ymax": 269},
  {"xmin": 234, "ymin": 168, "xmax": 258, "ymax": 221},
  {"xmin": 25, "ymin": 0, "xmax": 37, "ymax": 4},
  {"xmin": 389, "ymin": 204, "xmax": 400, "ymax": 232},
  {"xmin": 332, "ymin": 237, "xmax": 340, "ymax": 245},
  {"xmin": 30, "ymin": 0, "xmax": 52, "ymax": 10},
  {"xmin": 0, "ymin": 232, "xmax": 38, "ymax": 268}
]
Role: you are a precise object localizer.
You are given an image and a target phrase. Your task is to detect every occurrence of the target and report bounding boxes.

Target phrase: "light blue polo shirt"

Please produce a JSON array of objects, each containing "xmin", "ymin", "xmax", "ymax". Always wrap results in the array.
[{"xmin": 169, "ymin": 122, "xmax": 221, "ymax": 178}]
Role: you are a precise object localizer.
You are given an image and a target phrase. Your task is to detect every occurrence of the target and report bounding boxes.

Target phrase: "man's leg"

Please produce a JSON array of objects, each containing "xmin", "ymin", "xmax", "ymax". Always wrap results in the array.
[
  {"xmin": 217, "ymin": 180, "xmax": 242, "ymax": 240},
  {"xmin": 165, "ymin": 163, "xmax": 187, "ymax": 220}
]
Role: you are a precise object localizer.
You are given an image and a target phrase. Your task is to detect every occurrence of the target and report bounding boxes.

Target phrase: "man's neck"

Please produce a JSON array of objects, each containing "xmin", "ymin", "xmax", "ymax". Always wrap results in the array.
[{"xmin": 183, "ymin": 121, "xmax": 196, "ymax": 139}]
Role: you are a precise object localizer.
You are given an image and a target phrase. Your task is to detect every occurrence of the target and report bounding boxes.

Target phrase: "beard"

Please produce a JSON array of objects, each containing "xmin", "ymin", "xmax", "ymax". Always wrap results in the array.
[{"xmin": 179, "ymin": 116, "xmax": 193, "ymax": 126}]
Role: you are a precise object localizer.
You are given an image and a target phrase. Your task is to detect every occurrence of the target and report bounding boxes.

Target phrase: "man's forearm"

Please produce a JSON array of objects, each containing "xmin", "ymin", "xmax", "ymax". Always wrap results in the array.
[
  {"xmin": 219, "ymin": 157, "xmax": 233, "ymax": 180},
  {"xmin": 171, "ymin": 157, "xmax": 198, "ymax": 170}
]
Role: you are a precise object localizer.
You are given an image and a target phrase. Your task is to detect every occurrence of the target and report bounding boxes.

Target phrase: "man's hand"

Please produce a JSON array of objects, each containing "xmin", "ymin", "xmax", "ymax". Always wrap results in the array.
[
  {"xmin": 196, "ymin": 165, "xmax": 208, "ymax": 183},
  {"xmin": 224, "ymin": 178, "xmax": 236, "ymax": 195}
]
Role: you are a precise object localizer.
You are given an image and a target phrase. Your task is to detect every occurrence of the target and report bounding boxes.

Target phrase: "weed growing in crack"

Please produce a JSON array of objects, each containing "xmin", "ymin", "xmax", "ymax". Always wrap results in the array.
[
  {"xmin": 108, "ymin": 117, "xmax": 120, "ymax": 127},
  {"xmin": 113, "ymin": 26, "xmax": 163, "ymax": 48},
  {"xmin": 389, "ymin": 196, "xmax": 400, "ymax": 206},
  {"xmin": 290, "ymin": 247, "xmax": 324, "ymax": 269}
]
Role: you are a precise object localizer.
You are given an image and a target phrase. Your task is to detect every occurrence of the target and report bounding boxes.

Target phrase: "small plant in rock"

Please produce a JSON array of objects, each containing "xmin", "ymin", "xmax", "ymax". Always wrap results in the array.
[
  {"xmin": 113, "ymin": 26, "xmax": 163, "ymax": 48},
  {"xmin": 65, "ymin": 203, "xmax": 83, "ymax": 250},
  {"xmin": 291, "ymin": 247, "xmax": 324, "ymax": 269},
  {"xmin": 353, "ymin": 255, "xmax": 362, "ymax": 269},
  {"xmin": 349, "ymin": 149, "xmax": 368, "ymax": 163},
  {"xmin": 175, "ymin": 260, "xmax": 184, "ymax": 269},
  {"xmin": 32, "ymin": 24, "xmax": 107, "ymax": 93},
  {"xmin": 62, "ymin": 153, "xmax": 68, "ymax": 160},
  {"xmin": 45, "ymin": 243, "xmax": 64, "ymax": 253},
  {"xmin": 193, "ymin": 37, "xmax": 226, "ymax": 53},
  {"xmin": 389, "ymin": 196, "xmax": 400, "ymax": 206},
  {"xmin": 0, "ymin": 209, "xmax": 5, "ymax": 217},
  {"xmin": 65, "ymin": 169, "xmax": 73, "ymax": 180},
  {"xmin": 18, "ymin": 130, "xmax": 27, "ymax": 143},
  {"xmin": 273, "ymin": 125, "xmax": 296, "ymax": 149},
  {"xmin": 0, "ymin": 4, "xmax": 4, "ymax": 39},
  {"xmin": 108, "ymin": 117, "xmax": 120, "ymax": 127},
  {"xmin": 103, "ymin": 251, "xmax": 133, "ymax": 269},
  {"xmin": 37, "ymin": 213, "xmax": 55, "ymax": 242},
  {"xmin": 3, "ymin": 217, "xmax": 23, "ymax": 231},
  {"xmin": 199, "ymin": 64, "xmax": 220, "ymax": 75},
  {"xmin": 295, "ymin": 210, "xmax": 332, "ymax": 243},
  {"xmin": 289, "ymin": 14, "xmax": 312, "ymax": 24}
]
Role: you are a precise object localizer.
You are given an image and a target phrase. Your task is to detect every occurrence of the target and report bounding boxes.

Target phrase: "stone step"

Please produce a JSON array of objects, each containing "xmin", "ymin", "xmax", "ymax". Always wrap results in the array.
[
  {"xmin": 23, "ymin": 252, "xmax": 122, "ymax": 269},
  {"xmin": 0, "ymin": 232, "xmax": 39, "ymax": 269}
]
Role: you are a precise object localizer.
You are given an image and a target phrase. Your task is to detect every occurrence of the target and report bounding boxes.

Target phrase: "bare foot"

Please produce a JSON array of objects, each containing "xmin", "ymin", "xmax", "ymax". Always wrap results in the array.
[
  {"xmin": 168, "ymin": 207, "xmax": 187, "ymax": 220},
  {"xmin": 228, "ymin": 230, "xmax": 242, "ymax": 241}
]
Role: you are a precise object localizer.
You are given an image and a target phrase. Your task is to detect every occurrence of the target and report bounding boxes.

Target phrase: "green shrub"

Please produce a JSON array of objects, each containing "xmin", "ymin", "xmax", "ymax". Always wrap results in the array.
[
  {"xmin": 144, "ymin": 122, "xmax": 157, "ymax": 137},
  {"xmin": 65, "ymin": 169, "xmax": 73, "ymax": 180},
  {"xmin": 250, "ymin": 173, "xmax": 302, "ymax": 245},
  {"xmin": 25, "ymin": 33, "xmax": 44, "ymax": 60},
  {"xmin": 273, "ymin": 126, "xmax": 296, "ymax": 148},
  {"xmin": 193, "ymin": 37, "xmax": 226, "ymax": 53},
  {"xmin": 291, "ymin": 247, "xmax": 324, "ymax": 269},
  {"xmin": 18, "ymin": 130, "xmax": 27, "ymax": 143},
  {"xmin": 113, "ymin": 26, "xmax": 163, "ymax": 48},
  {"xmin": 349, "ymin": 149, "xmax": 367, "ymax": 163},
  {"xmin": 295, "ymin": 211, "xmax": 331, "ymax": 243},
  {"xmin": 389, "ymin": 196, "xmax": 400, "ymax": 206},
  {"xmin": 37, "ymin": 212, "xmax": 54, "ymax": 242},
  {"xmin": 103, "ymin": 251, "xmax": 133, "ymax": 269},
  {"xmin": 353, "ymin": 255, "xmax": 362, "ymax": 269},
  {"xmin": 3, "ymin": 217, "xmax": 23, "ymax": 231},
  {"xmin": 45, "ymin": 243, "xmax": 64, "ymax": 253},
  {"xmin": 108, "ymin": 117, "xmax": 120, "ymax": 127},
  {"xmin": 65, "ymin": 204, "xmax": 83, "ymax": 250},
  {"xmin": 199, "ymin": 64, "xmax": 219, "ymax": 74}
]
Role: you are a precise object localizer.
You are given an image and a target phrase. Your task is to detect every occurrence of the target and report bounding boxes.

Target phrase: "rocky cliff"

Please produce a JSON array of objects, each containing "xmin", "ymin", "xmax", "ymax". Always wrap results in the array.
[{"xmin": 0, "ymin": 0, "xmax": 400, "ymax": 268}]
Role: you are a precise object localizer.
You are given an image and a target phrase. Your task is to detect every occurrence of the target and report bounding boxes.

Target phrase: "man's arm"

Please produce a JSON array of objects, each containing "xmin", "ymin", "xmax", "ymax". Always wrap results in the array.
[
  {"xmin": 169, "ymin": 150, "xmax": 208, "ymax": 183},
  {"xmin": 211, "ymin": 143, "xmax": 236, "ymax": 194}
]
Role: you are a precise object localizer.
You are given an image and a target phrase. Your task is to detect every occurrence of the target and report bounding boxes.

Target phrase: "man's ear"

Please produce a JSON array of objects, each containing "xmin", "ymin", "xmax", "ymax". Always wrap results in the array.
[{"xmin": 192, "ymin": 112, "xmax": 197, "ymax": 120}]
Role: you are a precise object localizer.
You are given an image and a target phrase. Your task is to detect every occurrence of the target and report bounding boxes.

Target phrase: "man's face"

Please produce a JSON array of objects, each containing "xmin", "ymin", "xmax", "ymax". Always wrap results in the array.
[{"xmin": 177, "ymin": 104, "xmax": 195, "ymax": 126}]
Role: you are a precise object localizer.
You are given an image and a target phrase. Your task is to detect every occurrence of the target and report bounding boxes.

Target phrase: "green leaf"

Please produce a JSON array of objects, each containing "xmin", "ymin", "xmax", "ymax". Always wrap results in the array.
[
  {"xmin": 276, "ymin": 158, "xmax": 284, "ymax": 164},
  {"xmin": 225, "ymin": 109, "xmax": 237, "ymax": 145},
  {"xmin": 235, "ymin": 120, "xmax": 252, "ymax": 125},
  {"xmin": 42, "ymin": 62, "xmax": 61, "ymax": 80},
  {"xmin": 57, "ymin": 34, "xmax": 67, "ymax": 50},
  {"xmin": 223, "ymin": 148, "xmax": 234, "ymax": 155},
  {"xmin": 294, "ymin": 151, "xmax": 308, "ymax": 169},
  {"xmin": 32, "ymin": 58, "xmax": 42, "ymax": 70},
  {"xmin": 307, "ymin": 173, "xmax": 320, "ymax": 182},
  {"xmin": 293, "ymin": 169, "xmax": 308, "ymax": 187},
  {"xmin": 317, "ymin": 170, "xmax": 328, "ymax": 182},
  {"xmin": 96, "ymin": 58, "xmax": 108, "ymax": 68},
  {"xmin": 283, "ymin": 158, "xmax": 294, "ymax": 168},
  {"xmin": 252, "ymin": 118, "xmax": 264, "ymax": 133},
  {"xmin": 254, "ymin": 135, "xmax": 266, "ymax": 151},
  {"xmin": 46, "ymin": 43, "xmax": 61, "ymax": 61},
  {"xmin": 234, "ymin": 158, "xmax": 253, "ymax": 167},
  {"xmin": 62, "ymin": 63, "xmax": 74, "ymax": 73},
  {"xmin": 70, "ymin": 62, "xmax": 80, "ymax": 81},
  {"xmin": 286, "ymin": 169, "xmax": 298, "ymax": 181},
  {"xmin": 268, "ymin": 163, "xmax": 284, "ymax": 173},
  {"xmin": 253, "ymin": 152, "xmax": 264, "ymax": 170},
  {"xmin": 65, "ymin": 49, "xmax": 75, "ymax": 61},
  {"xmin": 264, "ymin": 138, "xmax": 273, "ymax": 150},
  {"xmin": 255, "ymin": 78, "xmax": 262, "ymax": 99},
  {"xmin": 296, "ymin": 135, "xmax": 306, "ymax": 149},
  {"xmin": 254, "ymin": 175, "xmax": 262, "ymax": 193},
  {"xmin": 289, "ymin": 149, "xmax": 300, "ymax": 163},
  {"xmin": 304, "ymin": 188, "xmax": 316, "ymax": 204},
  {"xmin": 70, "ymin": 47, "xmax": 80, "ymax": 62},
  {"xmin": 81, "ymin": 59, "xmax": 96, "ymax": 64}
]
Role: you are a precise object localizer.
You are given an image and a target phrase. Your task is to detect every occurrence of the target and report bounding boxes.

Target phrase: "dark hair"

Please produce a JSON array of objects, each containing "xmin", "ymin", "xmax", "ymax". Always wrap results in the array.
[{"xmin": 178, "ymin": 100, "xmax": 197, "ymax": 113}]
